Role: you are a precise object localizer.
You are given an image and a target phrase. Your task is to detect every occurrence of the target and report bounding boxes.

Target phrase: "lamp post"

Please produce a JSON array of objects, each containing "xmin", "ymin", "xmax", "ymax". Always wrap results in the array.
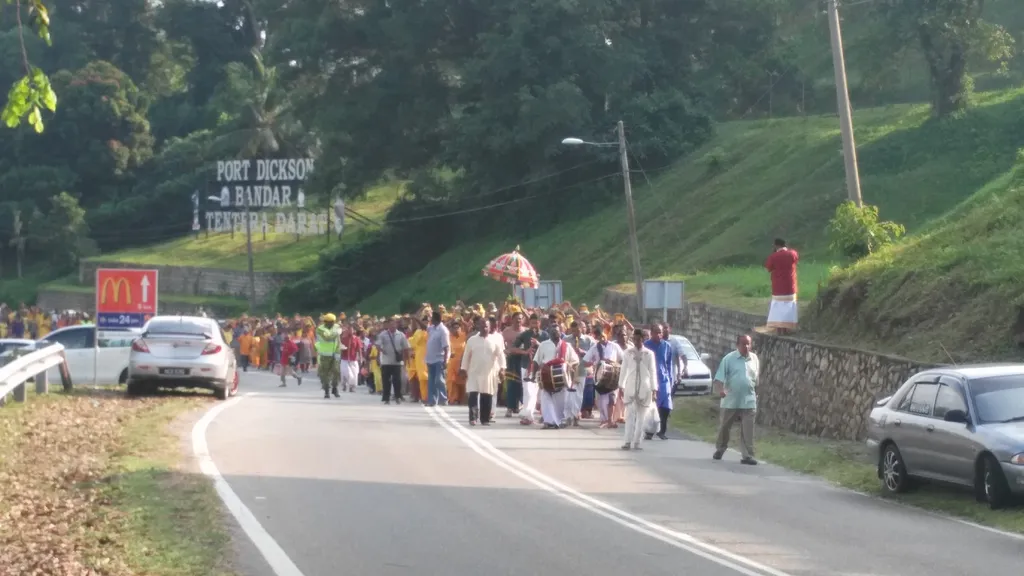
[{"xmin": 562, "ymin": 120, "xmax": 645, "ymax": 324}]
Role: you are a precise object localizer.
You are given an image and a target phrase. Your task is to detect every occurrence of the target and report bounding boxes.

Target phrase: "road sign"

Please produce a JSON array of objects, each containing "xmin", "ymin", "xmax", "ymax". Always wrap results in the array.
[{"xmin": 95, "ymin": 268, "xmax": 159, "ymax": 329}]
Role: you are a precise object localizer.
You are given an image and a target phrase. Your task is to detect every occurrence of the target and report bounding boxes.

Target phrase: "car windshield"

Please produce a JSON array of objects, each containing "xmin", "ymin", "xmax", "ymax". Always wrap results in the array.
[
  {"xmin": 144, "ymin": 319, "xmax": 211, "ymax": 337},
  {"xmin": 969, "ymin": 375, "xmax": 1024, "ymax": 424},
  {"xmin": 669, "ymin": 337, "xmax": 701, "ymax": 361}
]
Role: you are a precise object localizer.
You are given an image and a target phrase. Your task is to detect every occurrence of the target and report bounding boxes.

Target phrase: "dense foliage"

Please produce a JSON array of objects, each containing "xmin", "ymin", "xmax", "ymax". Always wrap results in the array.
[{"xmin": 0, "ymin": 0, "xmax": 1020, "ymax": 309}]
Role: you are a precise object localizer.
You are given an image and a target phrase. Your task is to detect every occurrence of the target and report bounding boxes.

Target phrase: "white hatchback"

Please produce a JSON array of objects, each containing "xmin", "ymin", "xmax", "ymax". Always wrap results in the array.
[
  {"xmin": 37, "ymin": 325, "xmax": 138, "ymax": 385},
  {"xmin": 127, "ymin": 315, "xmax": 238, "ymax": 399}
]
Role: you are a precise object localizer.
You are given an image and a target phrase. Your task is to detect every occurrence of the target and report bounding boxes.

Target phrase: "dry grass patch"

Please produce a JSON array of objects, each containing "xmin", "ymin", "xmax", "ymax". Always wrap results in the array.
[{"xmin": 0, "ymin": 389, "xmax": 234, "ymax": 575}]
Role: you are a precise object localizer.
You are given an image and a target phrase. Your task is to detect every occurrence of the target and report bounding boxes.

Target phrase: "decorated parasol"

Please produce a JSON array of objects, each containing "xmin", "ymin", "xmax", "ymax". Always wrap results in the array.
[{"xmin": 482, "ymin": 245, "xmax": 540, "ymax": 290}]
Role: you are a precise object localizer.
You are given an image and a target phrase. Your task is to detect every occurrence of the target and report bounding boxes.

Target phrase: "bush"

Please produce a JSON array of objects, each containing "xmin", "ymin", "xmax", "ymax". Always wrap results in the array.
[{"xmin": 826, "ymin": 201, "xmax": 905, "ymax": 260}]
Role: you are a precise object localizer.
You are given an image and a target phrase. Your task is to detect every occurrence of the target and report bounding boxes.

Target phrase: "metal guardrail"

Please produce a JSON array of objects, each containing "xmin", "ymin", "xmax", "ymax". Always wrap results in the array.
[{"xmin": 0, "ymin": 343, "xmax": 73, "ymax": 407}]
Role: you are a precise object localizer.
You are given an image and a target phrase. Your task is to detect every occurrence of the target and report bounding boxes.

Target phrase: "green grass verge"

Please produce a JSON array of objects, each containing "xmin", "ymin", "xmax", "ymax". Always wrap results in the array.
[
  {"xmin": 90, "ymin": 182, "xmax": 401, "ymax": 272},
  {"xmin": 357, "ymin": 88, "xmax": 1024, "ymax": 317},
  {"xmin": 672, "ymin": 396, "xmax": 1024, "ymax": 534}
]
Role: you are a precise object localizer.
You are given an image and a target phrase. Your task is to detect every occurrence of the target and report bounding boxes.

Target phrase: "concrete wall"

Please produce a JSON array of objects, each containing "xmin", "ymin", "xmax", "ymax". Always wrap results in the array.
[
  {"xmin": 80, "ymin": 260, "xmax": 303, "ymax": 305},
  {"xmin": 37, "ymin": 289, "xmax": 245, "ymax": 319},
  {"xmin": 600, "ymin": 288, "xmax": 933, "ymax": 440}
]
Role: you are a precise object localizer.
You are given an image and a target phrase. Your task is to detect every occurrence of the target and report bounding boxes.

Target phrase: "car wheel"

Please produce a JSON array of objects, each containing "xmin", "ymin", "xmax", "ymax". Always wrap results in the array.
[
  {"xmin": 126, "ymin": 379, "xmax": 145, "ymax": 397},
  {"xmin": 215, "ymin": 383, "xmax": 230, "ymax": 401},
  {"xmin": 880, "ymin": 443, "xmax": 910, "ymax": 494},
  {"xmin": 230, "ymin": 370, "xmax": 239, "ymax": 396},
  {"xmin": 979, "ymin": 454, "xmax": 1012, "ymax": 510}
]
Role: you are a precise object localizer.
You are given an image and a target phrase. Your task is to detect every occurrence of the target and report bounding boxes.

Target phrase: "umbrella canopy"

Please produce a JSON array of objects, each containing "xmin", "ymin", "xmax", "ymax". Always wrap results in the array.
[{"xmin": 482, "ymin": 246, "xmax": 539, "ymax": 289}]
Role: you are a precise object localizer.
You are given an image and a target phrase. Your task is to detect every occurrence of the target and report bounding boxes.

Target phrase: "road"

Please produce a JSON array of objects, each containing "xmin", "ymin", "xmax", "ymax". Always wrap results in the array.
[{"xmin": 199, "ymin": 372, "xmax": 1024, "ymax": 576}]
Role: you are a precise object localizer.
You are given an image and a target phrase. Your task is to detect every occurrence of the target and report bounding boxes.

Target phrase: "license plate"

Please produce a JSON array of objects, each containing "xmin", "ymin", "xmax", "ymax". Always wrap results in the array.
[{"xmin": 159, "ymin": 368, "xmax": 189, "ymax": 376}]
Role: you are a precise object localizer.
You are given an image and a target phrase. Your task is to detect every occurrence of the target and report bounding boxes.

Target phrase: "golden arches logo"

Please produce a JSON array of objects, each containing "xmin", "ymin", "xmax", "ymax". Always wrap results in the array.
[{"xmin": 100, "ymin": 277, "xmax": 132, "ymax": 305}]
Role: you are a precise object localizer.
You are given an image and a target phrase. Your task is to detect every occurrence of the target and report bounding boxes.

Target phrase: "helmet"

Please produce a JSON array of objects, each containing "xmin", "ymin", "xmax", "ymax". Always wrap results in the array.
[{"xmin": 323, "ymin": 313, "xmax": 337, "ymax": 323}]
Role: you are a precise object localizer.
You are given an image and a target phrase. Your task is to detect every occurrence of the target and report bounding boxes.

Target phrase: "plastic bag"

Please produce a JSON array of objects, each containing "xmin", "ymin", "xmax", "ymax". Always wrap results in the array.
[{"xmin": 643, "ymin": 405, "xmax": 659, "ymax": 435}]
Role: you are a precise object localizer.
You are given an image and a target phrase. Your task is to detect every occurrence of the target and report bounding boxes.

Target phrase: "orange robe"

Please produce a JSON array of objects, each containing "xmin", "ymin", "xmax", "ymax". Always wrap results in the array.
[{"xmin": 447, "ymin": 332, "xmax": 467, "ymax": 404}]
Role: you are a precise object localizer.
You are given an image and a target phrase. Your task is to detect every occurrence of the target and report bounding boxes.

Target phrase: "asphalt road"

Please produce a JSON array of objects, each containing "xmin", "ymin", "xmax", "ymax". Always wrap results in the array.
[{"xmin": 202, "ymin": 372, "xmax": 1024, "ymax": 576}]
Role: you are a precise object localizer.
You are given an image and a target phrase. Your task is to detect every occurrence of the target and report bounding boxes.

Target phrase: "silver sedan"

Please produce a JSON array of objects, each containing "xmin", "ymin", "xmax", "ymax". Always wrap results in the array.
[
  {"xmin": 127, "ymin": 315, "xmax": 238, "ymax": 400},
  {"xmin": 865, "ymin": 364, "xmax": 1024, "ymax": 509}
]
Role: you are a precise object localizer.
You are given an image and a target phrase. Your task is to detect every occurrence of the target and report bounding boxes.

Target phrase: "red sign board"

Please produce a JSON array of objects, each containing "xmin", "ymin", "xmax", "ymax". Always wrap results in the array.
[{"xmin": 95, "ymin": 268, "xmax": 159, "ymax": 328}]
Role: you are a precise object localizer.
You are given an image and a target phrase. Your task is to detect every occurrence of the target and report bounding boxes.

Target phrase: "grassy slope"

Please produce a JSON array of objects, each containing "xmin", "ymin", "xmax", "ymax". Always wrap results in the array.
[
  {"xmin": 90, "ymin": 183, "xmax": 402, "ymax": 273},
  {"xmin": 357, "ymin": 88, "xmax": 1024, "ymax": 316},
  {"xmin": 807, "ymin": 163, "xmax": 1024, "ymax": 362}
]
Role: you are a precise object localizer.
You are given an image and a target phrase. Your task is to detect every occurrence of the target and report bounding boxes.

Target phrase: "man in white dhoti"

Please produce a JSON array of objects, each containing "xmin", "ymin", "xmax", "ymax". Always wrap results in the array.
[
  {"xmin": 564, "ymin": 321, "xmax": 593, "ymax": 427},
  {"xmin": 533, "ymin": 326, "xmax": 579, "ymax": 429},
  {"xmin": 765, "ymin": 238, "xmax": 800, "ymax": 333},
  {"xmin": 459, "ymin": 318, "xmax": 505, "ymax": 426},
  {"xmin": 583, "ymin": 324, "xmax": 623, "ymax": 428},
  {"xmin": 618, "ymin": 328, "xmax": 657, "ymax": 450}
]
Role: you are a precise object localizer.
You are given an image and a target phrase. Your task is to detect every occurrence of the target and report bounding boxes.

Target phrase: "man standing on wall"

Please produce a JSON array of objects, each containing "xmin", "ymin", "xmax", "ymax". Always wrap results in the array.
[
  {"xmin": 765, "ymin": 238, "xmax": 799, "ymax": 334},
  {"xmin": 712, "ymin": 334, "xmax": 759, "ymax": 465}
]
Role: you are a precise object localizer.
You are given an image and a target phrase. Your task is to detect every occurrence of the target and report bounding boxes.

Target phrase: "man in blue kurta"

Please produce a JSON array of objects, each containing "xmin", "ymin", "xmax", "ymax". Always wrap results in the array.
[{"xmin": 643, "ymin": 324, "xmax": 674, "ymax": 440}]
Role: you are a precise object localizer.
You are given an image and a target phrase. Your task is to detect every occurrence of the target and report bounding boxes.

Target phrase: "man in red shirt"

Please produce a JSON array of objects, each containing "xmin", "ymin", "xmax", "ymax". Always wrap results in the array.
[
  {"xmin": 764, "ymin": 238, "xmax": 799, "ymax": 334},
  {"xmin": 339, "ymin": 325, "xmax": 364, "ymax": 393},
  {"xmin": 279, "ymin": 334, "xmax": 302, "ymax": 387}
]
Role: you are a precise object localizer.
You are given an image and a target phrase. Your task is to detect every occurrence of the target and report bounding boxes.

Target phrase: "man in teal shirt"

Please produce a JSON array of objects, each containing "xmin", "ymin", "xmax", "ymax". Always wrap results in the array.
[{"xmin": 712, "ymin": 334, "xmax": 759, "ymax": 465}]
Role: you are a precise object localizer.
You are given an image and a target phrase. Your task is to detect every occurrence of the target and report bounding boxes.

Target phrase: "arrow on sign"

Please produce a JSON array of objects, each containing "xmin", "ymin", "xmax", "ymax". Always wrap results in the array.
[{"xmin": 141, "ymin": 275, "xmax": 151, "ymax": 304}]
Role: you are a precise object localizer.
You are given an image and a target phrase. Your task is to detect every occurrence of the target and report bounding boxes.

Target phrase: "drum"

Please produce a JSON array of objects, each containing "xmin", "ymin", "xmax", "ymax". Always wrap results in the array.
[
  {"xmin": 594, "ymin": 361, "xmax": 620, "ymax": 395},
  {"xmin": 540, "ymin": 362, "xmax": 568, "ymax": 393}
]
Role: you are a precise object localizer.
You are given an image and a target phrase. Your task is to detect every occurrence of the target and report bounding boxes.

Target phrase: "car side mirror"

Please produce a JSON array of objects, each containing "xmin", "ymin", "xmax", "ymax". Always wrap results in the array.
[
  {"xmin": 700, "ymin": 353, "xmax": 710, "ymax": 363},
  {"xmin": 944, "ymin": 409, "xmax": 969, "ymax": 424}
]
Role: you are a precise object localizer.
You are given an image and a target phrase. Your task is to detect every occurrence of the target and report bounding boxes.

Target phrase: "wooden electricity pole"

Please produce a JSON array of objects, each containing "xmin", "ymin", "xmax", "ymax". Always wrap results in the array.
[{"xmin": 827, "ymin": 0, "xmax": 864, "ymax": 207}]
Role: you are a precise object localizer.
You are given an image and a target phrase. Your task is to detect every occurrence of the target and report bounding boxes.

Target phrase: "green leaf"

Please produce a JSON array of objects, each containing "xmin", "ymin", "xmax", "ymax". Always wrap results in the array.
[
  {"xmin": 41, "ymin": 83, "xmax": 57, "ymax": 112},
  {"xmin": 28, "ymin": 106, "xmax": 42, "ymax": 133}
]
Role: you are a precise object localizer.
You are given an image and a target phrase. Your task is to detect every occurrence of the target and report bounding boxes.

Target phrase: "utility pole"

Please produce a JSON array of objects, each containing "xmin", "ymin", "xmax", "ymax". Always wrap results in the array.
[
  {"xmin": 617, "ymin": 120, "xmax": 646, "ymax": 324},
  {"xmin": 243, "ymin": 193, "xmax": 256, "ymax": 310},
  {"xmin": 827, "ymin": 0, "xmax": 864, "ymax": 207}
]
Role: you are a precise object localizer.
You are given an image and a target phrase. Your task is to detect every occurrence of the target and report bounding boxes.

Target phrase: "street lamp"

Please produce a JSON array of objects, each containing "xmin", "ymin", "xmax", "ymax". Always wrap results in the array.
[{"xmin": 562, "ymin": 121, "xmax": 646, "ymax": 324}]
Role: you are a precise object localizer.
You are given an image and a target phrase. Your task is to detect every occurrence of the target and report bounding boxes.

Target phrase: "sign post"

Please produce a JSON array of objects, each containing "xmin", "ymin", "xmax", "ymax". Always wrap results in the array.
[{"xmin": 95, "ymin": 268, "xmax": 159, "ymax": 385}]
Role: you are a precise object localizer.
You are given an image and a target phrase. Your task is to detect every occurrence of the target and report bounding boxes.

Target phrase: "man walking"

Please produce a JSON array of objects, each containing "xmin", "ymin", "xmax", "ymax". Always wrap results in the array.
[
  {"xmin": 713, "ymin": 334, "xmax": 760, "ymax": 465},
  {"xmin": 278, "ymin": 333, "xmax": 302, "ymax": 387},
  {"xmin": 618, "ymin": 328, "xmax": 656, "ymax": 450},
  {"xmin": 315, "ymin": 314, "xmax": 342, "ymax": 398},
  {"xmin": 460, "ymin": 317, "xmax": 505, "ymax": 425},
  {"xmin": 376, "ymin": 318, "xmax": 410, "ymax": 405},
  {"xmin": 425, "ymin": 311, "xmax": 451, "ymax": 407},
  {"xmin": 339, "ymin": 325, "xmax": 363, "ymax": 393},
  {"xmin": 644, "ymin": 325, "xmax": 674, "ymax": 440}
]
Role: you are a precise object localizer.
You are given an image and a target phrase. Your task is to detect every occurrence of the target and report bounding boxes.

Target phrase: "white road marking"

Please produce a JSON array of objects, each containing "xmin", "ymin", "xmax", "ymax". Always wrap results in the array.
[
  {"xmin": 425, "ymin": 405, "xmax": 794, "ymax": 576},
  {"xmin": 193, "ymin": 397, "xmax": 306, "ymax": 576}
]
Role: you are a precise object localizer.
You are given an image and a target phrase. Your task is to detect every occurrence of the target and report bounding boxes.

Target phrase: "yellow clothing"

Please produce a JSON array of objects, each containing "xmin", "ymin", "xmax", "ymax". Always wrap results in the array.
[
  {"xmin": 222, "ymin": 329, "xmax": 233, "ymax": 344},
  {"xmin": 249, "ymin": 336, "xmax": 261, "ymax": 366},
  {"xmin": 0, "ymin": 323, "xmax": 7, "ymax": 338},
  {"xmin": 238, "ymin": 334, "xmax": 253, "ymax": 356},
  {"xmin": 37, "ymin": 315, "xmax": 51, "ymax": 338},
  {"xmin": 370, "ymin": 346, "xmax": 383, "ymax": 394},
  {"xmin": 447, "ymin": 332, "xmax": 467, "ymax": 403},
  {"xmin": 409, "ymin": 329, "xmax": 429, "ymax": 399}
]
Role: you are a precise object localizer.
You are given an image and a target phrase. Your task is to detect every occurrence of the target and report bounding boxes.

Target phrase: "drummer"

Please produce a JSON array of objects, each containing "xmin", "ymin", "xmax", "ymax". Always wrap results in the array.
[
  {"xmin": 582, "ymin": 324, "xmax": 625, "ymax": 428},
  {"xmin": 533, "ymin": 325, "xmax": 579, "ymax": 429}
]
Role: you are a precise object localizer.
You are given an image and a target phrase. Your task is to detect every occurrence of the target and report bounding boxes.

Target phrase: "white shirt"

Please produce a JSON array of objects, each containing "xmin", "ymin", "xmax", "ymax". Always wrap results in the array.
[
  {"xmin": 618, "ymin": 346, "xmax": 657, "ymax": 407},
  {"xmin": 533, "ymin": 338, "xmax": 580, "ymax": 367},
  {"xmin": 583, "ymin": 340, "xmax": 624, "ymax": 365},
  {"xmin": 461, "ymin": 333, "xmax": 506, "ymax": 395}
]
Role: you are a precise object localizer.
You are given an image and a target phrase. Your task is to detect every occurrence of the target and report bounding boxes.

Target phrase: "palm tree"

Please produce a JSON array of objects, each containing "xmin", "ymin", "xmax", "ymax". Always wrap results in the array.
[{"xmin": 10, "ymin": 209, "xmax": 25, "ymax": 279}]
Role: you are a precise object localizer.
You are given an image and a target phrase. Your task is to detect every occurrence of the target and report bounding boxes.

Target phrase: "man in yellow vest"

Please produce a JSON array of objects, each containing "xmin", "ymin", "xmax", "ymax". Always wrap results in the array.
[{"xmin": 316, "ymin": 313, "xmax": 343, "ymax": 398}]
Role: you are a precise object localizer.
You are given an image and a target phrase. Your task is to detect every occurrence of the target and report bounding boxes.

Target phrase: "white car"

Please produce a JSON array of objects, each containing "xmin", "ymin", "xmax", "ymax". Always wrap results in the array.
[
  {"xmin": 37, "ymin": 325, "xmax": 138, "ymax": 385},
  {"xmin": 127, "ymin": 315, "xmax": 238, "ymax": 400},
  {"xmin": 668, "ymin": 335, "xmax": 714, "ymax": 396}
]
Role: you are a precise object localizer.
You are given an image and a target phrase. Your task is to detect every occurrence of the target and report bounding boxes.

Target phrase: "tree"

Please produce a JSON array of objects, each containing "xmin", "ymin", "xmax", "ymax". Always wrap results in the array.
[
  {"xmin": 8, "ymin": 206, "xmax": 24, "ymax": 277},
  {"xmin": 877, "ymin": 0, "xmax": 1015, "ymax": 117},
  {"xmin": 2, "ymin": 0, "xmax": 57, "ymax": 132},
  {"xmin": 29, "ymin": 191, "xmax": 94, "ymax": 270}
]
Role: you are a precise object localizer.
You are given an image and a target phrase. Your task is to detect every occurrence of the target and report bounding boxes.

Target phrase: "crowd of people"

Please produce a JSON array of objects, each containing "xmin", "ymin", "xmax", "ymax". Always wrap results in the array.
[
  {"xmin": 221, "ymin": 298, "xmax": 761, "ymax": 456},
  {"xmin": 0, "ymin": 303, "xmax": 92, "ymax": 339}
]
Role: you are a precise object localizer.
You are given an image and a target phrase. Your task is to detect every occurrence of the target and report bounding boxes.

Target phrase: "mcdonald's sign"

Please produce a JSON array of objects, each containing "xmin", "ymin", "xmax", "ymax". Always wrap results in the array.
[{"xmin": 95, "ymin": 268, "xmax": 159, "ymax": 328}]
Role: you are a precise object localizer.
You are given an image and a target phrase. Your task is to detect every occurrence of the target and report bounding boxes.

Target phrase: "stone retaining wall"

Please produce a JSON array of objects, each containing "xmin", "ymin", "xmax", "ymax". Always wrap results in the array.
[
  {"xmin": 80, "ymin": 260, "xmax": 302, "ymax": 304},
  {"xmin": 600, "ymin": 288, "xmax": 933, "ymax": 440}
]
